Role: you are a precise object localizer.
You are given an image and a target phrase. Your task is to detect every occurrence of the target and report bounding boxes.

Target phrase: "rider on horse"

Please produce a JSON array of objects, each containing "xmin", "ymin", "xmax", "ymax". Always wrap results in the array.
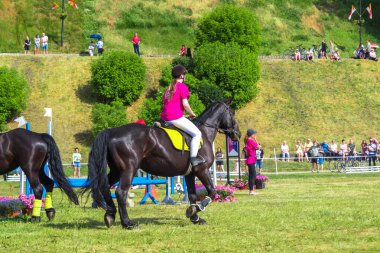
[{"xmin": 160, "ymin": 65, "xmax": 205, "ymax": 167}]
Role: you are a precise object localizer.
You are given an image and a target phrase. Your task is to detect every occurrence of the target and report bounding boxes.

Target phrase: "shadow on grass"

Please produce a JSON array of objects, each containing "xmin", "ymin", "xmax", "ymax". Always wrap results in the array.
[
  {"xmin": 42, "ymin": 217, "xmax": 184, "ymax": 229},
  {"xmin": 74, "ymin": 130, "xmax": 94, "ymax": 146},
  {"xmin": 76, "ymin": 82, "xmax": 97, "ymax": 104}
]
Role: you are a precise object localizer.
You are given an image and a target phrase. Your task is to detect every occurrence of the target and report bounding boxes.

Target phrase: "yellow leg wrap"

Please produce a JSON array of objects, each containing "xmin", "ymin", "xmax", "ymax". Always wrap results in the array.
[
  {"xmin": 45, "ymin": 192, "xmax": 53, "ymax": 209},
  {"xmin": 32, "ymin": 199, "xmax": 42, "ymax": 217}
]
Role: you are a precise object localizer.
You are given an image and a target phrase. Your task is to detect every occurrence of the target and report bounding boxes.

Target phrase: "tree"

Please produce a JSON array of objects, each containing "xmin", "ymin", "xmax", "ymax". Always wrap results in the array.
[
  {"xmin": 195, "ymin": 4, "xmax": 261, "ymax": 53},
  {"xmin": 0, "ymin": 66, "xmax": 29, "ymax": 128},
  {"xmin": 91, "ymin": 51, "xmax": 146, "ymax": 105},
  {"xmin": 193, "ymin": 42, "xmax": 260, "ymax": 109},
  {"xmin": 91, "ymin": 101, "xmax": 129, "ymax": 137}
]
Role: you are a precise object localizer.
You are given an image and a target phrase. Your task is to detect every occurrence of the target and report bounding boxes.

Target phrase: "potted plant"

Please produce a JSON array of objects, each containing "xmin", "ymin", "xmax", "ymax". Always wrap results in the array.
[
  {"xmin": 195, "ymin": 184, "xmax": 237, "ymax": 202},
  {"xmin": 255, "ymin": 175, "xmax": 269, "ymax": 189}
]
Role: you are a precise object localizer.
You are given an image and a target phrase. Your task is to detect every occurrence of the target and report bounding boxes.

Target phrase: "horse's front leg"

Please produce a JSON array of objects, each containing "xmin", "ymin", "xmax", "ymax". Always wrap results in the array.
[
  {"xmin": 115, "ymin": 170, "xmax": 138, "ymax": 230},
  {"xmin": 184, "ymin": 174, "xmax": 207, "ymax": 225}
]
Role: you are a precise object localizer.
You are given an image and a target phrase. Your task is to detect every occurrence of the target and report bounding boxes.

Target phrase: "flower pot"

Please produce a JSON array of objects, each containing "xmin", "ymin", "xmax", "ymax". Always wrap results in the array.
[
  {"xmin": 255, "ymin": 180, "xmax": 265, "ymax": 189},
  {"xmin": 8, "ymin": 211, "xmax": 21, "ymax": 218}
]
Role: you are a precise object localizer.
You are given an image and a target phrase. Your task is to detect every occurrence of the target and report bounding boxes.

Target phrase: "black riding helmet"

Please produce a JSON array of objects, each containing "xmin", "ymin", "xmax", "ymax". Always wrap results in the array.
[{"xmin": 171, "ymin": 65, "xmax": 187, "ymax": 79}]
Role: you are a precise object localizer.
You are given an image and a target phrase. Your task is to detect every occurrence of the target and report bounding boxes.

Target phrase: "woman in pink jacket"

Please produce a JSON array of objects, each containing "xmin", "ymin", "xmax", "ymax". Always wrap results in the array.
[{"xmin": 244, "ymin": 129, "xmax": 258, "ymax": 195}]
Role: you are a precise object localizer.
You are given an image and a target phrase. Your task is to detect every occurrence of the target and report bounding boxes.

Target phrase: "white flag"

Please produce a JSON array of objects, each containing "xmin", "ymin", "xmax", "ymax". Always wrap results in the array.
[
  {"xmin": 44, "ymin": 108, "xmax": 52, "ymax": 117},
  {"xmin": 14, "ymin": 116, "xmax": 27, "ymax": 127}
]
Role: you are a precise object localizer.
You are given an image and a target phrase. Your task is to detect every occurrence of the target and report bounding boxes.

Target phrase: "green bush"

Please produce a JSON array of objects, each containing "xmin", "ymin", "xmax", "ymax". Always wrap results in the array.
[
  {"xmin": 0, "ymin": 113, "xmax": 7, "ymax": 132},
  {"xmin": 193, "ymin": 42, "xmax": 260, "ymax": 109},
  {"xmin": 189, "ymin": 79, "xmax": 226, "ymax": 106},
  {"xmin": 195, "ymin": 4, "xmax": 261, "ymax": 53},
  {"xmin": 91, "ymin": 51, "xmax": 146, "ymax": 105},
  {"xmin": 0, "ymin": 67, "xmax": 29, "ymax": 124},
  {"xmin": 138, "ymin": 87, "xmax": 205, "ymax": 126},
  {"xmin": 171, "ymin": 56, "xmax": 195, "ymax": 74},
  {"xmin": 91, "ymin": 101, "xmax": 129, "ymax": 137}
]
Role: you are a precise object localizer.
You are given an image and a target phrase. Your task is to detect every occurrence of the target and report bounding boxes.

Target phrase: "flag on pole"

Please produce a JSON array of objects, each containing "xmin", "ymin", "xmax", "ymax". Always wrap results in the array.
[
  {"xmin": 348, "ymin": 5, "xmax": 356, "ymax": 20},
  {"xmin": 14, "ymin": 116, "xmax": 27, "ymax": 127},
  {"xmin": 366, "ymin": 3, "xmax": 373, "ymax": 19},
  {"xmin": 44, "ymin": 108, "xmax": 52, "ymax": 117},
  {"xmin": 52, "ymin": 2, "xmax": 59, "ymax": 10},
  {"xmin": 68, "ymin": 0, "xmax": 78, "ymax": 9}
]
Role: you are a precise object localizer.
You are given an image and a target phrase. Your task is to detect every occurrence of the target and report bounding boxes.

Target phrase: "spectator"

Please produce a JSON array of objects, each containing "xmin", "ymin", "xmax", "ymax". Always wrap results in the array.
[
  {"xmin": 339, "ymin": 139, "xmax": 348, "ymax": 159},
  {"xmin": 365, "ymin": 40, "xmax": 372, "ymax": 58},
  {"xmin": 34, "ymin": 34, "xmax": 40, "ymax": 56},
  {"xmin": 295, "ymin": 140, "xmax": 304, "ymax": 162},
  {"xmin": 186, "ymin": 47, "xmax": 192, "ymax": 58},
  {"xmin": 331, "ymin": 49, "xmax": 341, "ymax": 61},
  {"xmin": 309, "ymin": 140, "xmax": 319, "ymax": 173},
  {"xmin": 179, "ymin": 45, "xmax": 187, "ymax": 56},
  {"xmin": 321, "ymin": 39, "xmax": 327, "ymax": 59},
  {"xmin": 280, "ymin": 141, "xmax": 290, "ymax": 162},
  {"xmin": 320, "ymin": 140, "xmax": 330, "ymax": 157},
  {"xmin": 72, "ymin": 147, "xmax": 82, "ymax": 178},
  {"xmin": 317, "ymin": 144, "xmax": 324, "ymax": 172},
  {"xmin": 256, "ymin": 144, "xmax": 264, "ymax": 175},
  {"xmin": 88, "ymin": 41, "xmax": 95, "ymax": 56},
  {"xmin": 304, "ymin": 139, "xmax": 313, "ymax": 162},
  {"xmin": 41, "ymin": 33, "xmax": 48, "ymax": 55},
  {"xmin": 24, "ymin": 36, "xmax": 31, "ymax": 55},
  {"xmin": 330, "ymin": 140, "xmax": 338, "ymax": 156},
  {"xmin": 361, "ymin": 140, "xmax": 368, "ymax": 157},
  {"xmin": 244, "ymin": 129, "xmax": 258, "ymax": 195},
  {"xmin": 132, "ymin": 32, "xmax": 141, "ymax": 56},
  {"xmin": 294, "ymin": 49, "xmax": 301, "ymax": 61},
  {"xmin": 368, "ymin": 137, "xmax": 378, "ymax": 166},
  {"xmin": 215, "ymin": 147, "xmax": 224, "ymax": 172},
  {"xmin": 306, "ymin": 47, "xmax": 314, "ymax": 61},
  {"xmin": 96, "ymin": 39, "xmax": 104, "ymax": 55},
  {"xmin": 329, "ymin": 40, "xmax": 334, "ymax": 58},
  {"xmin": 347, "ymin": 139, "xmax": 356, "ymax": 157},
  {"xmin": 369, "ymin": 48, "xmax": 378, "ymax": 61}
]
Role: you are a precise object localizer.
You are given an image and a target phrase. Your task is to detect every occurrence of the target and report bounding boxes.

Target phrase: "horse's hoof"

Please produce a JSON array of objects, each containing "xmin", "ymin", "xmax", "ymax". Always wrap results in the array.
[
  {"xmin": 186, "ymin": 205, "xmax": 197, "ymax": 218},
  {"xmin": 31, "ymin": 216, "xmax": 41, "ymax": 223},
  {"xmin": 104, "ymin": 214, "xmax": 115, "ymax": 228},
  {"xmin": 123, "ymin": 220, "xmax": 139, "ymax": 230},
  {"xmin": 45, "ymin": 208, "xmax": 56, "ymax": 221},
  {"xmin": 190, "ymin": 217, "xmax": 207, "ymax": 225}
]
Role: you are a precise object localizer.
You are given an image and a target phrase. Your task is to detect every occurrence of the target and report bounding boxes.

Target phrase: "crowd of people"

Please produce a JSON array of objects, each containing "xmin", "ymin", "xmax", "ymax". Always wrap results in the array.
[{"xmin": 280, "ymin": 137, "xmax": 379, "ymax": 169}]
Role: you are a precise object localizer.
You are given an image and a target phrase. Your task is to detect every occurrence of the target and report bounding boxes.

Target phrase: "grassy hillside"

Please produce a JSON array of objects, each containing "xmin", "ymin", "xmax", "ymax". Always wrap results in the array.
[
  {"xmin": 1, "ymin": 55, "xmax": 379, "ymax": 161},
  {"xmin": 1, "ymin": 0, "xmax": 379, "ymax": 56}
]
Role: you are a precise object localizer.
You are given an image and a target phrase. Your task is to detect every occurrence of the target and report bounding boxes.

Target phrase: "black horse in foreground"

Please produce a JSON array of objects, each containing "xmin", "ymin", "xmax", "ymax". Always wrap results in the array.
[
  {"xmin": 0, "ymin": 128, "xmax": 79, "ymax": 221},
  {"xmin": 83, "ymin": 100, "xmax": 241, "ymax": 229}
]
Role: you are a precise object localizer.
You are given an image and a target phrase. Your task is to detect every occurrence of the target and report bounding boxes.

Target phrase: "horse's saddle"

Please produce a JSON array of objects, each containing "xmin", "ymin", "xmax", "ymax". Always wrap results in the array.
[{"xmin": 154, "ymin": 120, "xmax": 203, "ymax": 153}]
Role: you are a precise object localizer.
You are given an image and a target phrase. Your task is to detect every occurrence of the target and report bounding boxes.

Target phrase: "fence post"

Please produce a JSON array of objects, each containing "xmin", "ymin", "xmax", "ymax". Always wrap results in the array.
[{"xmin": 274, "ymin": 148, "xmax": 278, "ymax": 175}]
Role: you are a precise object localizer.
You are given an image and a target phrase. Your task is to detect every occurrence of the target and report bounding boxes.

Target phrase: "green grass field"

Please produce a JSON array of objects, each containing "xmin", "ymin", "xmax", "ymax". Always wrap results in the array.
[{"xmin": 1, "ymin": 173, "xmax": 380, "ymax": 252}]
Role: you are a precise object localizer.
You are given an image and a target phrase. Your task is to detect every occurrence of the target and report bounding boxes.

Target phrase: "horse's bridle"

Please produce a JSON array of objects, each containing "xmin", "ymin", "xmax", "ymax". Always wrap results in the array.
[{"xmin": 194, "ymin": 102, "xmax": 239, "ymax": 137}]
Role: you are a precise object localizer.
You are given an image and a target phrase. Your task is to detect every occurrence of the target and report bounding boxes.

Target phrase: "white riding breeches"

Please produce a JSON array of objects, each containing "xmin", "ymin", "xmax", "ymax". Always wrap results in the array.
[{"xmin": 167, "ymin": 117, "xmax": 202, "ymax": 158}]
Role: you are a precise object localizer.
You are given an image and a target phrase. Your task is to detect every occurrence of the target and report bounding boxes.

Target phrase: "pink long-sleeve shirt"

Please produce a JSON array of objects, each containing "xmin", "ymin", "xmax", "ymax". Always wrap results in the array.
[{"xmin": 245, "ymin": 138, "xmax": 258, "ymax": 165}]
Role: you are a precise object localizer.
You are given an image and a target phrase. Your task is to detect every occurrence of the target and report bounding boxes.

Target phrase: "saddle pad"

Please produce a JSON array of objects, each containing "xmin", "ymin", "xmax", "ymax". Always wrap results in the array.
[{"xmin": 159, "ymin": 127, "xmax": 202, "ymax": 152}]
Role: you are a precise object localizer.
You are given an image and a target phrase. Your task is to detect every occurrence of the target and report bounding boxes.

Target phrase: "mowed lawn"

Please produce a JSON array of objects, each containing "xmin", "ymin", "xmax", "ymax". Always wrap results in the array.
[{"xmin": 1, "ymin": 173, "xmax": 379, "ymax": 252}]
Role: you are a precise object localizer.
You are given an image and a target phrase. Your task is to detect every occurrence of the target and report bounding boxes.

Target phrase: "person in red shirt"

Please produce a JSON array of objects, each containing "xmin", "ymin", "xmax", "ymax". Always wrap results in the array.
[
  {"xmin": 132, "ymin": 33, "xmax": 141, "ymax": 56},
  {"xmin": 244, "ymin": 129, "xmax": 259, "ymax": 195},
  {"xmin": 179, "ymin": 45, "xmax": 187, "ymax": 56}
]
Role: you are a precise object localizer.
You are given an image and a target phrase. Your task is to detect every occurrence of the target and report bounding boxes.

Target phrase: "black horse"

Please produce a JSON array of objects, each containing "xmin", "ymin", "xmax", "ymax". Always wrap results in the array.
[
  {"xmin": 0, "ymin": 128, "xmax": 79, "ymax": 221},
  {"xmin": 83, "ymin": 100, "xmax": 241, "ymax": 229}
]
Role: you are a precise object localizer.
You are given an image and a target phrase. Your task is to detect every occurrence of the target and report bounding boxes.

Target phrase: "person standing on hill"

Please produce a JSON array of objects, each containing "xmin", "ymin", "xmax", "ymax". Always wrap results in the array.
[
  {"xmin": 24, "ymin": 36, "xmax": 31, "ymax": 55},
  {"xmin": 41, "ymin": 33, "xmax": 48, "ymax": 55},
  {"xmin": 34, "ymin": 34, "xmax": 40, "ymax": 56},
  {"xmin": 96, "ymin": 39, "xmax": 104, "ymax": 55},
  {"xmin": 244, "ymin": 129, "xmax": 258, "ymax": 195},
  {"xmin": 368, "ymin": 138, "xmax": 378, "ymax": 166},
  {"xmin": 132, "ymin": 33, "xmax": 141, "ymax": 56},
  {"xmin": 72, "ymin": 147, "xmax": 82, "ymax": 178},
  {"xmin": 321, "ymin": 39, "xmax": 327, "ymax": 59}
]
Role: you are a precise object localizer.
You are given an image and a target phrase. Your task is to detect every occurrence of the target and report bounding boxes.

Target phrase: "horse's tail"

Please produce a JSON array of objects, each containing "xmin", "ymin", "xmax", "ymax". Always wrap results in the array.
[
  {"xmin": 81, "ymin": 130, "xmax": 109, "ymax": 209},
  {"xmin": 42, "ymin": 134, "xmax": 79, "ymax": 205}
]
